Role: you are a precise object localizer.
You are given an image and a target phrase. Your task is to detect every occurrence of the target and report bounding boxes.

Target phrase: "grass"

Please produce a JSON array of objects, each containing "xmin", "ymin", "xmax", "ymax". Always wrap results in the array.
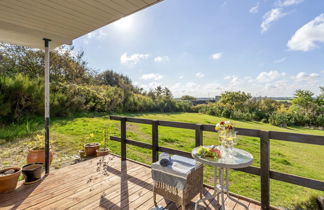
[{"xmin": 0, "ymin": 112, "xmax": 323, "ymax": 208}]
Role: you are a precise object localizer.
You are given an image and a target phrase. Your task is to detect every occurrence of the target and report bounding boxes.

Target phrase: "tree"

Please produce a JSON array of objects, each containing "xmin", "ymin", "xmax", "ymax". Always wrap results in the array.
[
  {"xmin": 219, "ymin": 91, "xmax": 251, "ymax": 109},
  {"xmin": 181, "ymin": 95, "xmax": 196, "ymax": 100},
  {"xmin": 317, "ymin": 87, "xmax": 324, "ymax": 106},
  {"xmin": 155, "ymin": 86, "xmax": 163, "ymax": 97},
  {"xmin": 292, "ymin": 89, "xmax": 314, "ymax": 109},
  {"xmin": 163, "ymin": 87, "xmax": 172, "ymax": 98},
  {"xmin": 0, "ymin": 44, "xmax": 92, "ymax": 84},
  {"xmin": 96, "ymin": 70, "xmax": 132, "ymax": 88}
]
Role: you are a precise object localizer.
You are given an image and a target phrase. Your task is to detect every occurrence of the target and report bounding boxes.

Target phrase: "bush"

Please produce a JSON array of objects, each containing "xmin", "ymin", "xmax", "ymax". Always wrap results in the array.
[
  {"xmin": 0, "ymin": 74, "xmax": 44, "ymax": 121},
  {"xmin": 194, "ymin": 89, "xmax": 323, "ymax": 127},
  {"xmin": 269, "ymin": 112, "xmax": 290, "ymax": 126},
  {"xmin": 0, "ymin": 74, "xmax": 191, "ymax": 122}
]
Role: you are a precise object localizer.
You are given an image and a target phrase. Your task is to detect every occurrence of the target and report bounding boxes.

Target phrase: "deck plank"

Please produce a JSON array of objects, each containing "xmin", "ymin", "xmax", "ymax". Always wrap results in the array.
[
  {"xmin": 75, "ymin": 171, "xmax": 152, "ymax": 209},
  {"xmin": 40, "ymin": 164, "xmax": 145, "ymax": 209},
  {"xmin": 13, "ymin": 158, "xmax": 140, "ymax": 209},
  {"xmin": 0, "ymin": 155, "xmax": 261, "ymax": 210},
  {"xmin": 0, "ymin": 158, "xmax": 97, "ymax": 204}
]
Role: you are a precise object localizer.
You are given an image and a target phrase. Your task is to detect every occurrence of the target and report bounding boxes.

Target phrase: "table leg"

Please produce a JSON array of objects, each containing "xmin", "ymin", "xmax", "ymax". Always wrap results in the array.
[
  {"xmin": 194, "ymin": 166, "xmax": 220, "ymax": 210},
  {"xmin": 226, "ymin": 168, "xmax": 249, "ymax": 210},
  {"xmin": 220, "ymin": 168, "xmax": 225, "ymax": 210},
  {"xmin": 216, "ymin": 167, "xmax": 220, "ymax": 204}
]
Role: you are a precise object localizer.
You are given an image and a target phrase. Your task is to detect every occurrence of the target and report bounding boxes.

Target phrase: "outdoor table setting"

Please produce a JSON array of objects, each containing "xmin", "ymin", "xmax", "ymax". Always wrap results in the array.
[{"xmin": 192, "ymin": 121, "xmax": 254, "ymax": 210}]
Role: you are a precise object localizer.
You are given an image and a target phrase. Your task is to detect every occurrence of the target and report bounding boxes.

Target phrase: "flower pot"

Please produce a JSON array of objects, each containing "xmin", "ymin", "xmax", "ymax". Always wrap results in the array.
[
  {"xmin": 22, "ymin": 163, "xmax": 43, "ymax": 183},
  {"xmin": 84, "ymin": 143, "xmax": 100, "ymax": 157},
  {"xmin": 96, "ymin": 148, "xmax": 109, "ymax": 157},
  {"xmin": 0, "ymin": 167, "xmax": 21, "ymax": 193},
  {"xmin": 27, "ymin": 149, "xmax": 53, "ymax": 165}
]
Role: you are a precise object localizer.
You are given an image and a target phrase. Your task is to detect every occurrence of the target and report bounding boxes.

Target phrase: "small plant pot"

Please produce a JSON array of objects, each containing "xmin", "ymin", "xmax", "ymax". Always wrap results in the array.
[
  {"xmin": 96, "ymin": 148, "xmax": 109, "ymax": 157},
  {"xmin": 0, "ymin": 167, "xmax": 21, "ymax": 193},
  {"xmin": 27, "ymin": 149, "xmax": 53, "ymax": 165},
  {"xmin": 79, "ymin": 150, "xmax": 86, "ymax": 158},
  {"xmin": 84, "ymin": 143, "xmax": 100, "ymax": 157},
  {"xmin": 22, "ymin": 163, "xmax": 43, "ymax": 184}
]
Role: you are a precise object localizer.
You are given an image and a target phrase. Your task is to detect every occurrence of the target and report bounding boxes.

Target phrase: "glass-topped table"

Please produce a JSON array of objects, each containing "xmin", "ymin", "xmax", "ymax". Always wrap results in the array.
[{"xmin": 192, "ymin": 145, "xmax": 253, "ymax": 210}]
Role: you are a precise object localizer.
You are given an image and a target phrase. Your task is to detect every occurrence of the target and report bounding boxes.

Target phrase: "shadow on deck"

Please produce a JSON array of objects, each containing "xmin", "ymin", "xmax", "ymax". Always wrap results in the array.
[{"xmin": 0, "ymin": 155, "xmax": 261, "ymax": 209}]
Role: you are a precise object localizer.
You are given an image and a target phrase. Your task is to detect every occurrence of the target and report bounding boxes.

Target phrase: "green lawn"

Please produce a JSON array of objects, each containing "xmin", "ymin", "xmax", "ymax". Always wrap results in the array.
[{"xmin": 0, "ymin": 112, "xmax": 323, "ymax": 208}]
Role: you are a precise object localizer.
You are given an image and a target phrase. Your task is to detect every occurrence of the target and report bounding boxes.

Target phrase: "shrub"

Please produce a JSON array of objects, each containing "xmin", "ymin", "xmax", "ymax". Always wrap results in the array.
[
  {"xmin": 0, "ymin": 74, "xmax": 191, "ymax": 122},
  {"xmin": 269, "ymin": 112, "xmax": 290, "ymax": 126},
  {"xmin": 0, "ymin": 74, "xmax": 44, "ymax": 121}
]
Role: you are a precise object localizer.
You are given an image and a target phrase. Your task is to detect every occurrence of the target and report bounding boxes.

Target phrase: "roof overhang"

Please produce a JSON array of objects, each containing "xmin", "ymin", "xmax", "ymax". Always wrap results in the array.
[{"xmin": 0, "ymin": 0, "xmax": 163, "ymax": 49}]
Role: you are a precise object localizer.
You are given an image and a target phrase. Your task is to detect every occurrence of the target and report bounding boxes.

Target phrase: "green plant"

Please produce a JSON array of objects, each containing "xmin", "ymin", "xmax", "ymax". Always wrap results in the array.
[
  {"xmin": 269, "ymin": 112, "xmax": 289, "ymax": 126},
  {"xmin": 31, "ymin": 134, "xmax": 45, "ymax": 150}
]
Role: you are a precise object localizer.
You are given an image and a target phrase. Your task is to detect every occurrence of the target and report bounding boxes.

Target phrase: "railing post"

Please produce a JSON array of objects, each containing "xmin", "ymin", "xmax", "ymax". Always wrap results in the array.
[
  {"xmin": 195, "ymin": 124, "xmax": 203, "ymax": 147},
  {"xmin": 152, "ymin": 120, "xmax": 159, "ymax": 163},
  {"xmin": 121, "ymin": 117, "xmax": 127, "ymax": 161},
  {"xmin": 260, "ymin": 131, "xmax": 270, "ymax": 210}
]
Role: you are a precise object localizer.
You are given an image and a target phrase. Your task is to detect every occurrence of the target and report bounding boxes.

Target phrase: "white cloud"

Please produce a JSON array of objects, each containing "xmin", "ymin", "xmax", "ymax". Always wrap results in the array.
[
  {"xmin": 133, "ymin": 66, "xmax": 323, "ymax": 98},
  {"xmin": 195, "ymin": 72, "xmax": 205, "ymax": 78},
  {"xmin": 146, "ymin": 71, "xmax": 322, "ymax": 97},
  {"xmin": 261, "ymin": 8, "xmax": 287, "ymax": 32},
  {"xmin": 168, "ymin": 82, "xmax": 222, "ymax": 98},
  {"xmin": 249, "ymin": 3, "xmax": 259, "ymax": 14},
  {"xmin": 222, "ymin": 72, "xmax": 321, "ymax": 97},
  {"xmin": 154, "ymin": 56, "xmax": 170, "ymax": 63},
  {"xmin": 120, "ymin": 53, "xmax": 149, "ymax": 65},
  {"xmin": 87, "ymin": 31, "xmax": 97, "ymax": 39},
  {"xmin": 287, "ymin": 14, "xmax": 324, "ymax": 51},
  {"xmin": 276, "ymin": 0, "xmax": 304, "ymax": 7},
  {"xmin": 179, "ymin": 75, "xmax": 184, "ymax": 79},
  {"xmin": 224, "ymin": 75, "xmax": 239, "ymax": 85},
  {"xmin": 141, "ymin": 73, "xmax": 164, "ymax": 81},
  {"xmin": 210, "ymin": 53, "xmax": 223, "ymax": 60},
  {"xmin": 185, "ymin": 82, "xmax": 199, "ymax": 89},
  {"xmin": 85, "ymin": 25, "xmax": 111, "ymax": 40},
  {"xmin": 140, "ymin": 81, "xmax": 163, "ymax": 90},
  {"xmin": 257, "ymin": 71, "xmax": 286, "ymax": 82},
  {"xmin": 294, "ymin": 72, "xmax": 320, "ymax": 81}
]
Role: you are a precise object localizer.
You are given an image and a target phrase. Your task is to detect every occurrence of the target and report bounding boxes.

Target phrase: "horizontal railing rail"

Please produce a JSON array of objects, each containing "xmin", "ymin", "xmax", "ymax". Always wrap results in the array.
[{"xmin": 109, "ymin": 115, "xmax": 324, "ymax": 210}]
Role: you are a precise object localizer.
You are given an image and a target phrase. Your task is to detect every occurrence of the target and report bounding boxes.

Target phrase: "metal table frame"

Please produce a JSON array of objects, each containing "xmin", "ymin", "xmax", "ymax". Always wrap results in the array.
[{"xmin": 192, "ymin": 146, "xmax": 253, "ymax": 210}]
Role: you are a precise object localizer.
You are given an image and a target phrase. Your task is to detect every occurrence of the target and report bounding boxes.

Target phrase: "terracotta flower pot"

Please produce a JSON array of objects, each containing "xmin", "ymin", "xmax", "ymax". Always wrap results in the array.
[
  {"xmin": 27, "ymin": 150, "xmax": 53, "ymax": 165},
  {"xmin": 84, "ymin": 143, "xmax": 100, "ymax": 157},
  {"xmin": 0, "ymin": 167, "xmax": 21, "ymax": 193},
  {"xmin": 96, "ymin": 148, "xmax": 109, "ymax": 157},
  {"xmin": 22, "ymin": 163, "xmax": 43, "ymax": 183}
]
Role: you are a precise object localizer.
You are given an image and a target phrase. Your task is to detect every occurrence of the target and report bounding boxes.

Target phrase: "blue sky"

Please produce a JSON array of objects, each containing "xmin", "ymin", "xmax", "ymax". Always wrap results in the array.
[{"xmin": 71, "ymin": 0, "xmax": 324, "ymax": 97}]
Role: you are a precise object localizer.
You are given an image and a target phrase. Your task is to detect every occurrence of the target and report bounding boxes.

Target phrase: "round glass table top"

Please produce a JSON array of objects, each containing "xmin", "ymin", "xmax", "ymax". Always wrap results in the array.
[{"xmin": 192, "ymin": 145, "xmax": 253, "ymax": 169}]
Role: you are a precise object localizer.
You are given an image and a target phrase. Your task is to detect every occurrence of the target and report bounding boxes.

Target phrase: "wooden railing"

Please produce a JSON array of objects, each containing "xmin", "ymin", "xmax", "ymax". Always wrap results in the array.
[{"xmin": 109, "ymin": 115, "xmax": 324, "ymax": 210}]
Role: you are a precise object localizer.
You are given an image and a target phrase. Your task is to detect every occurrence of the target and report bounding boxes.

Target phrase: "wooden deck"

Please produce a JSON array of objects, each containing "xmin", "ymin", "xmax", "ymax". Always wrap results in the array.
[{"xmin": 0, "ymin": 155, "xmax": 261, "ymax": 210}]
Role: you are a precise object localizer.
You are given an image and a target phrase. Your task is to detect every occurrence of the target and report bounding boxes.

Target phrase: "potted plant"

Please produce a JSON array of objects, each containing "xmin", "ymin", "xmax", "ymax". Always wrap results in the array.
[
  {"xmin": 27, "ymin": 135, "xmax": 53, "ymax": 165},
  {"xmin": 96, "ymin": 130, "xmax": 110, "ymax": 157},
  {"xmin": 22, "ymin": 163, "xmax": 43, "ymax": 184},
  {"xmin": 0, "ymin": 167, "xmax": 21, "ymax": 193},
  {"xmin": 84, "ymin": 133, "xmax": 100, "ymax": 157}
]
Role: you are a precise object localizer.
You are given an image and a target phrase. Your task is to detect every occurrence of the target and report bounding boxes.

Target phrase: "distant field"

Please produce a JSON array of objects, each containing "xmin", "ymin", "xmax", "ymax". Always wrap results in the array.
[{"xmin": 0, "ymin": 112, "xmax": 323, "ymax": 208}]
